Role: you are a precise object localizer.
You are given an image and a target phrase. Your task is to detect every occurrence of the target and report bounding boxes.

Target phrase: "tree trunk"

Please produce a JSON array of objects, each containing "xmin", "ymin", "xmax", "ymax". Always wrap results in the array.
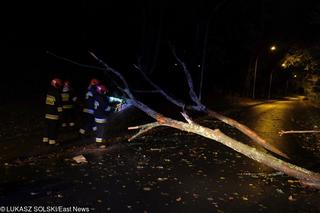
[{"xmin": 206, "ymin": 109, "xmax": 288, "ymax": 158}]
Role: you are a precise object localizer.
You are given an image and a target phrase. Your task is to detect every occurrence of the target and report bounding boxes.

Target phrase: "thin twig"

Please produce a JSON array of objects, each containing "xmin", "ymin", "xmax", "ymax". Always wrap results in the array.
[
  {"xmin": 47, "ymin": 51, "xmax": 123, "ymax": 92},
  {"xmin": 181, "ymin": 112, "xmax": 194, "ymax": 124},
  {"xmin": 128, "ymin": 122, "xmax": 161, "ymax": 141},
  {"xmin": 133, "ymin": 89, "xmax": 160, "ymax": 93},
  {"xmin": 46, "ymin": 51, "xmax": 106, "ymax": 71},
  {"xmin": 171, "ymin": 46, "xmax": 204, "ymax": 108},
  {"xmin": 89, "ymin": 52, "xmax": 134, "ymax": 99},
  {"xmin": 279, "ymin": 130, "xmax": 320, "ymax": 136}
]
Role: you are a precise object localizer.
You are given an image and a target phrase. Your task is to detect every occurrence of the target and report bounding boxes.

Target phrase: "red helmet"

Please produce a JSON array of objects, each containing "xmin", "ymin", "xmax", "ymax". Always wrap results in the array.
[
  {"xmin": 51, "ymin": 78, "xmax": 62, "ymax": 89},
  {"xmin": 64, "ymin": 80, "xmax": 70, "ymax": 87},
  {"xmin": 63, "ymin": 80, "xmax": 70, "ymax": 92},
  {"xmin": 90, "ymin": 78, "xmax": 100, "ymax": 86},
  {"xmin": 96, "ymin": 84, "xmax": 108, "ymax": 95}
]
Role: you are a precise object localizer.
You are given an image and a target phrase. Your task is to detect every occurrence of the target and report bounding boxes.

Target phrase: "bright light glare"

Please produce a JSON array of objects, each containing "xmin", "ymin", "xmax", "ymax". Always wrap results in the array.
[{"xmin": 270, "ymin": 45, "xmax": 276, "ymax": 51}]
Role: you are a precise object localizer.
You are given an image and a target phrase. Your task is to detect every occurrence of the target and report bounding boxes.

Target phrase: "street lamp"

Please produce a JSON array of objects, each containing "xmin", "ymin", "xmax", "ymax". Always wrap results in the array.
[
  {"xmin": 270, "ymin": 45, "xmax": 276, "ymax": 51},
  {"xmin": 268, "ymin": 69, "xmax": 274, "ymax": 99},
  {"xmin": 252, "ymin": 45, "xmax": 277, "ymax": 99}
]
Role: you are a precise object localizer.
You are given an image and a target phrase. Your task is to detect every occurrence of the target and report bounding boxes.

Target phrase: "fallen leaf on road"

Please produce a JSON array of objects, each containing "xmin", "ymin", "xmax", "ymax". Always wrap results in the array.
[
  {"xmin": 73, "ymin": 155, "xmax": 88, "ymax": 164},
  {"xmin": 288, "ymin": 195, "xmax": 296, "ymax": 201},
  {"xmin": 288, "ymin": 180, "xmax": 299, "ymax": 183},
  {"xmin": 143, "ymin": 187, "xmax": 152, "ymax": 191},
  {"xmin": 276, "ymin": 188, "xmax": 284, "ymax": 194},
  {"xmin": 242, "ymin": 196, "xmax": 248, "ymax": 201},
  {"xmin": 157, "ymin": 177, "xmax": 167, "ymax": 181}
]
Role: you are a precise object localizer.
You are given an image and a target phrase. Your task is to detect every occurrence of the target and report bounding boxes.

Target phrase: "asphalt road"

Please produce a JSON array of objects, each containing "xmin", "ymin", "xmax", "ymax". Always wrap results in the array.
[{"xmin": 0, "ymin": 96, "xmax": 319, "ymax": 213}]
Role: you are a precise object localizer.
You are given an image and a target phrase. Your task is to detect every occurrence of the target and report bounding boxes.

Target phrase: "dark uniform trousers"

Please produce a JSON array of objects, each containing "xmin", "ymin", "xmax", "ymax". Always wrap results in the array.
[
  {"xmin": 93, "ymin": 95, "xmax": 122, "ymax": 143},
  {"xmin": 79, "ymin": 89, "xmax": 97, "ymax": 135},
  {"xmin": 44, "ymin": 115, "xmax": 59, "ymax": 143},
  {"xmin": 95, "ymin": 117, "xmax": 107, "ymax": 143},
  {"xmin": 79, "ymin": 108, "xmax": 95, "ymax": 134}
]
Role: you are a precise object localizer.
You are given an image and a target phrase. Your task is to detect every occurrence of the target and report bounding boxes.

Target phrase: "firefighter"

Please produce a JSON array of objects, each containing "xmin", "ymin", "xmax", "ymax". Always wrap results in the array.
[
  {"xmin": 43, "ymin": 78, "xmax": 63, "ymax": 145},
  {"xmin": 61, "ymin": 80, "xmax": 77, "ymax": 128},
  {"xmin": 94, "ymin": 84, "xmax": 123, "ymax": 143},
  {"xmin": 79, "ymin": 78, "xmax": 100, "ymax": 136}
]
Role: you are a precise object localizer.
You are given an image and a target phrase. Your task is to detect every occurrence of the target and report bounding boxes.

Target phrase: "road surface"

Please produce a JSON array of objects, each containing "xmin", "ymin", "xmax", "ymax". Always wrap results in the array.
[{"xmin": 0, "ymin": 96, "xmax": 319, "ymax": 212}]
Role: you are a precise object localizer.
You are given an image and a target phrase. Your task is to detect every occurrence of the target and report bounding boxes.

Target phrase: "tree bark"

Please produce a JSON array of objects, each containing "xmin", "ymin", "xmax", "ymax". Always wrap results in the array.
[{"xmin": 206, "ymin": 109, "xmax": 289, "ymax": 158}]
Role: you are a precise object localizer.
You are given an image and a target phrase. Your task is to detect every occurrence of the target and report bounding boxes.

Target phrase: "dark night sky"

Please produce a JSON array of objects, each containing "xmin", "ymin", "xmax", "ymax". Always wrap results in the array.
[{"xmin": 1, "ymin": 0, "xmax": 319, "ymax": 102}]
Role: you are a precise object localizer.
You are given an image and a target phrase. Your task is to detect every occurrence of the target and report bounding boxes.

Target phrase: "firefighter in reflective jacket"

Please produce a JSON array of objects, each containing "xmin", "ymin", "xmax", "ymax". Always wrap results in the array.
[
  {"xmin": 43, "ymin": 78, "xmax": 63, "ymax": 145},
  {"xmin": 79, "ymin": 78, "xmax": 100, "ymax": 136},
  {"xmin": 94, "ymin": 84, "xmax": 122, "ymax": 143},
  {"xmin": 61, "ymin": 80, "xmax": 77, "ymax": 128}
]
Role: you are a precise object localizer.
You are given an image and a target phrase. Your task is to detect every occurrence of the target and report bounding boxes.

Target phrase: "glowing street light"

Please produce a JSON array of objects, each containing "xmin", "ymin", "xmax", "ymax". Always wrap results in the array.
[
  {"xmin": 270, "ymin": 45, "xmax": 276, "ymax": 51},
  {"xmin": 281, "ymin": 63, "xmax": 286, "ymax": 68}
]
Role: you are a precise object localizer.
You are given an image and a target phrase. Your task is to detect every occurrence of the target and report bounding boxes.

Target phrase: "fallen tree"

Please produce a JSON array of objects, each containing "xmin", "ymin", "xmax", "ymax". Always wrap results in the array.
[
  {"xmin": 46, "ymin": 50, "xmax": 320, "ymax": 189},
  {"xmin": 88, "ymin": 51, "xmax": 320, "ymax": 189}
]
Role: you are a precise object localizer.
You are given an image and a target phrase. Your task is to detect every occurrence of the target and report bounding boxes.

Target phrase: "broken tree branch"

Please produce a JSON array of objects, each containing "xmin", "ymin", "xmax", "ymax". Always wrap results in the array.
[
  {"xmin": 128, "ymin": 122, "xmax": 161, "ymax": 142},
  {"xmin": 46, "ymin": 51, "xmax": 106, "ymax": 71},
  {"xmin": 181, "ymin": 111, "xmax": 194, "ymax": 124},
  {"xmin": 89, "ymin": 51, "xmax": 133, "ymax": 99},
  {"xmin": 128, "ymin": 114, "xmax": 320, "ymax": 189},
  {"xmin": 171, "ymin": 46, "xmax": 203, "ymax": 108},
  {"xmin": 279, "ymin": 130, "xmax": 320, "ymax": 136}
]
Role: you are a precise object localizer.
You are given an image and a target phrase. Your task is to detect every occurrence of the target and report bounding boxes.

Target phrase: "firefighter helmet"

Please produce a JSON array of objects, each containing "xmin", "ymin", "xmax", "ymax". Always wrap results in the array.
[
  {"xmin": 51, "ymin": 78, "xmax": 62, "ymax": 89},
  {"xmin": 90, "ymin": 78, "xmax": 100, "ymax": 86},
  {"xmin": 64, "ymin": 80, "xmax": 70, "ymax": 87},
  {"xmin": 63, "ymin": 80, "xmax": 70, "ymax": 92},
  {"xmin": 96, "ymin": 84, "xmax": 108, "ymax": 95}
]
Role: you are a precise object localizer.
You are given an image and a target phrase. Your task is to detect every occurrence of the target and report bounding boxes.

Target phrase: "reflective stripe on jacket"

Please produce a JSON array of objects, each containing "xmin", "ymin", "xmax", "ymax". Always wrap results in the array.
[
  {"xmin": 45, "ymin": 114, "xmax": 59, "ymax": 120},
  {"xmin": 83, "ymin": 108, "xmax": 94, "ymax": 114},
  {"xmin": 63, "ymin": 105, "xmax": 73, "ymax": 109},
  {"xmin": 95, "ymin": 118, "xmax": 107, "ymax": 123}
]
